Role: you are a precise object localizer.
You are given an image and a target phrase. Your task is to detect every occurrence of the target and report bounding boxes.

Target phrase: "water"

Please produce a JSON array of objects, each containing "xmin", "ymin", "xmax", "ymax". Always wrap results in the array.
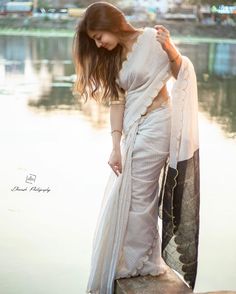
[{"xmin": 0, "ymin": 34, "xmax": 236, "ymax": 293}]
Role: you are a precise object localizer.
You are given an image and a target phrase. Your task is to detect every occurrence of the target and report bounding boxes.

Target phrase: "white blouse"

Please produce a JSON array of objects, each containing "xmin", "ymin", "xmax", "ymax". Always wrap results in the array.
[{"xmin": 116, "ymin": 27, "xmax": 173, "ymax": 137}]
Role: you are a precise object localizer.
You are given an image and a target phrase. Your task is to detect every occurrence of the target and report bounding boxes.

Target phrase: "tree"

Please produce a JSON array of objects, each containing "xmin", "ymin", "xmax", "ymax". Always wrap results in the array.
[
  {"xmin": 73, "ymin": 0, "xmax": 120, "ymax": 8},
  {"xmin": 185, "ymin": 0, "xmax": 236, "ymax": 5}
]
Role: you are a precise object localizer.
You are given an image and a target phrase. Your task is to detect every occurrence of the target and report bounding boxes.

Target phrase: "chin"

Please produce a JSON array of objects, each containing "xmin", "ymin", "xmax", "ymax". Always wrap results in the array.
[{"xmin": 108, "ymin": 44, "xmax": 117, "ymax": 51}]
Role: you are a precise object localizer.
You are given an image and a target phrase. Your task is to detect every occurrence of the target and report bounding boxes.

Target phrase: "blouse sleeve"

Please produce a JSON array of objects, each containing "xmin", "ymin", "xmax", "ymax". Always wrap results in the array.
[{"xmin": 108, "ymin": 86, "xmax": 126, "ymax": 106}]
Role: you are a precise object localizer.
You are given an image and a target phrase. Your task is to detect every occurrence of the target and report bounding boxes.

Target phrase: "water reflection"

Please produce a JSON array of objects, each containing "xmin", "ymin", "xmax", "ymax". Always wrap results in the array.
[
  {"xmin": 197, "ymin": 42, "xmax": 236, "ymax": 138},
  {"xmin": 176, "ymin": 42, "xmax": 236, "ymax": 138},
  {"xmin": 0, "ymin": 35, "xmax": 236, "ymax": 137},
  {"xmin": 0, "ymin": 34, "xmax": 236, "ymax": 293},
  {"xmin": 198, "ymin": 76, "xmax": 236, "ymax": 138}
]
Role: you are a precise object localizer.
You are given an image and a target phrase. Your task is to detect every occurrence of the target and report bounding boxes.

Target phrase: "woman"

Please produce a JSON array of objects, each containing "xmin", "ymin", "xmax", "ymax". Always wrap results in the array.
[{"xmin": 72, "ymin": 2, "xmax": 200, "ymax": 294}]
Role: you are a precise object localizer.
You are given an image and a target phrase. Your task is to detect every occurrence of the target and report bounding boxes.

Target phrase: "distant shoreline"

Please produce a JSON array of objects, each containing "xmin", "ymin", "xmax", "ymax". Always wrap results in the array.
[
  {"xmin": 0, "ymin": 17, "xmax": 235, "ymax": 43},
  {"xmin": 0, "ymin": 27, "xmax": 236, "ymax": 44}
]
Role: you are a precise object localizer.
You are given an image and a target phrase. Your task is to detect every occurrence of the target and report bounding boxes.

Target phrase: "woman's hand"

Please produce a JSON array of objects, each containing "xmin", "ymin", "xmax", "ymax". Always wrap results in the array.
[
  {"xmin": 108, "ymin": 148, "xmax": 122, "ymax": 176},
  {"xmin": 154, "ymin": 24, "xmax": 182, "ymax": 79},
  {"xmin": 154, "ymin": 24, "xmax": 172, "ymax": 52}
]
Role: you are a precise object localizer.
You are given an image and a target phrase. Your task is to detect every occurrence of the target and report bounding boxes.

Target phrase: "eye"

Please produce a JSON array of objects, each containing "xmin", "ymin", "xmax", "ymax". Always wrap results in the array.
[{"xmin": 95, "ymin": 35, "xmax": 102, "ymax": 41}]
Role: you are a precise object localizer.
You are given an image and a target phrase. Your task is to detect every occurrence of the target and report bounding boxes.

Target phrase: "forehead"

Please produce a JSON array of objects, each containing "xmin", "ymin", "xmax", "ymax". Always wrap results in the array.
[{"xmin": 87, "ymin": 29, "xmax": 103, "ymax": 38}]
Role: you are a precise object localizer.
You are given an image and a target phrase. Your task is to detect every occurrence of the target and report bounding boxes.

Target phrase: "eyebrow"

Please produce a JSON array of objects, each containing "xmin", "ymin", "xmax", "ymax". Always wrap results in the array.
[
  {"xmin": 89, "ymin": 33, "xmax": 96, "ymax": 39},
  {"xmin": 93, "ymin": 33, "xmax": 101, "ymax": 40}
]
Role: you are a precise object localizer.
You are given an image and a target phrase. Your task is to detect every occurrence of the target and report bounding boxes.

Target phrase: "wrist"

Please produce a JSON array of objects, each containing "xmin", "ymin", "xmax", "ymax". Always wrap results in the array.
[
  {"xmin": 112, "ymin": 146, "xmax": 120, "ymax": 152},
  {"xmin": 170, "ymin": 54, "xmax": 180, "ymax": 63},
  {"xmin": 111, "ymin": 129, "xmax": 122, "ymax": 136},
  {"xmin": 165, "ymin": 42, "xmax": 179, "ymax": 60}
]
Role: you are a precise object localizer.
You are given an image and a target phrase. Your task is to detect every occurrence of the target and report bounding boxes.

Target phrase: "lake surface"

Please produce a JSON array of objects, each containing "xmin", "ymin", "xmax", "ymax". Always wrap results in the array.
[{"xmin": 0, "ymin": 34, "xmax": 236, "ymax": 293}]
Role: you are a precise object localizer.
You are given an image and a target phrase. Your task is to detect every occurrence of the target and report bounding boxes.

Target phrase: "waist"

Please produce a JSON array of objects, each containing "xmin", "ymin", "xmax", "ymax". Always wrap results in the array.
[{"xmin": 141, "ymin": 94, "xmax": 170, "ymax": 117}]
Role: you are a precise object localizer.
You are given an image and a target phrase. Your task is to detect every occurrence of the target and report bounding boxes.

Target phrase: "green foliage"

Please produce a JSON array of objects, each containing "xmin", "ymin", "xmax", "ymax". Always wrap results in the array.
[
  {"xmin": 73, "ymin": 0, "xmax": 119, "ymax": 8},
  {"xmin": 186, "ymin": 0, "xmax": 236, "ymax": 4},
  {"xmin": 38, "ymin": 0, "xmax": 51, "ymax": 9}
]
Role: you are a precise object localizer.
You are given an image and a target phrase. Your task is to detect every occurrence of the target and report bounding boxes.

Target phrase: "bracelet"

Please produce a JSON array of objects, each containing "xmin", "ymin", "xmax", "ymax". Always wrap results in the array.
[
  {"xmin": 109, "ymin": 96, "xmax": 126, "ymax": 106},
  {"xmin": 109, "ymin": 100, "xmax": 125, "ymax": 106},
  {"xmin": 111, "ymin": 129, "xmax": 122, "ymax": 135},
  {"xmin": 170, "ymin": 54, "xmax": 180, "ymax": 63}
]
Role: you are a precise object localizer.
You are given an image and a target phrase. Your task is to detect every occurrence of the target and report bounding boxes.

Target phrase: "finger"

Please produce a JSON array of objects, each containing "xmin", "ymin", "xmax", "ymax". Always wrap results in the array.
[
  {"xmin": 115, "ymin": 164, "xmax": 120, "ymax": 172},
  {"xmin": 116, "ymin": 162, "xmax": 122, "ymax": 173},
  {"xmin": 157, "ymin": 30, "xmax": 169, "ymax": 36},
  {"xmin": 156, "ymin": 36, "xmax": 165, "ymax": 42},
  {"xmin": 157, "ymin": 36, "xmax": 167, "ymax": 41},
  {"xmin": 154, "ymin": 25, "xmax": 165, "ymax": 32},
  {"xmin": 154, "ymin": 24, "xmax": 166, "ymax": 30},
  {"xmin": 114, "ymin": 165, "xmax": 120, "ymax": 175},
  {"xmin": 116, "ymin": 168, "xmax": 120, "ymax": 176},
  {"xmin": 156, "ymin": 31, "xmax": 168, "ymax": 38},
  {"xmin": 155, "ymin": 25, "xmax": 170, "ymax": 35},
  {"xmin": 108, "ymin": 163, "xmax": 117, "ymax": 176},
  {"xmin": 156, "ymin": 34, "xmax": 168, "ymax": 40},
  {"xmin": 112, "ymin": 167, "xmax": 118, "ymax": 176},
  {"xmin": 115, "ymin": 165, "xmax": 122, "ymax": 175}
]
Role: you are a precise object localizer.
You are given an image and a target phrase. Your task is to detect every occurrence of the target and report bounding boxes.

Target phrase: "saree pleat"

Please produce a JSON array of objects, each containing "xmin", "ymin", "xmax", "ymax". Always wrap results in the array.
[
  {"xmin": 86, "ymin": 102, "xmax": 171, "ymax": 294},
  {"xmin": 115, "ymin": 102, "xmax": 171, "ymax": 279},
  {"xmin": 86, "ymin": 116, "xmax": 140, "ymax": 294}
]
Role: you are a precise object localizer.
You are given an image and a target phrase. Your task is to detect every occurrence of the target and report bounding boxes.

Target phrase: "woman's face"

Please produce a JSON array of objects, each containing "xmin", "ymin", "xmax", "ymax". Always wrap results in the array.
[{"xmin": 87, "ymin": 29, "xmax": 119, "ymax": 50}]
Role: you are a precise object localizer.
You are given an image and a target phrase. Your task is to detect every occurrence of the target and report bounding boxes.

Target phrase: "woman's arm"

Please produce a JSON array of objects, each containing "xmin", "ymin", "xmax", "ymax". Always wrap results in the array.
[
  {"xmin": 110, "ymin": 104, "xmax": 125, "ymax": 150},
  {"xmin": 108, "ymin": 103, "xmax": 125, "ymax": 176},
  {"xmin": 107, "ymin": 89, "xmax": 125, "ymax": 175},
  {"xmin": 164, "ymin": 40, "xmax": 182, "ymax": 79},
  {"xmin": 154, "ymin": 25, "xmax": 182, "ymax": 79}
]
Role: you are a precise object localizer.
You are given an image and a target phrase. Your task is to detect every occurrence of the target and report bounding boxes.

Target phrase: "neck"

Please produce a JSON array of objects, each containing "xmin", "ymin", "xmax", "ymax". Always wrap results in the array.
[{"xmin": 119, "ymin": 28, "xmax": 143, "ymax": 54}]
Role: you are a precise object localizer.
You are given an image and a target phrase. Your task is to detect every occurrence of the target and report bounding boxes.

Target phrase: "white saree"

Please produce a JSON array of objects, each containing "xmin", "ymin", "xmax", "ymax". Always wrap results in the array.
[{"xmin": 86, "ymin": 27, "xmax": 200, "ymax": 294}]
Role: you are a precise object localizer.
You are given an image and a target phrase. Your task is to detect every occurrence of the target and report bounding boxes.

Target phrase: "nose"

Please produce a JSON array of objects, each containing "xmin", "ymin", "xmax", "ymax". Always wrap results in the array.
[{"xmin": 95, "ymin": 40, "xmax": 103, "ymax": 48}]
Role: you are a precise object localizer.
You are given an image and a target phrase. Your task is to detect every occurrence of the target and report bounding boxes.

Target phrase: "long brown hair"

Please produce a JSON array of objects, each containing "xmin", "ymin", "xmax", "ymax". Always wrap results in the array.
[{"xmin": 72, "ymin": 2, "xmax": 138, "ymax": 104}]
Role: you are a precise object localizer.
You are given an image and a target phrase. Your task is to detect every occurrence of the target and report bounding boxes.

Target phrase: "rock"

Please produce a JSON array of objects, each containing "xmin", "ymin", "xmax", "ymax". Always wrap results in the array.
[
  {"xmin": 115, "ymin": 266, "xmax": 236, "ymax": 294},
  {"xmin": 115, "ymin": 265, "xmax": 193, "ymax": 294}
]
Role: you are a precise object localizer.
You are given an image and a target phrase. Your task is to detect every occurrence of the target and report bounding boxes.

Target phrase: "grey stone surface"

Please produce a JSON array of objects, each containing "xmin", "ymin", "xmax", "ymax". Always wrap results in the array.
[
  {"xmin": 115, "ymin": 265, "xmax": 236, "ymax": 294},
  {"xmin": 115, "ymin": 265, "xmax": 192, "ymax": 294},
  {"xmin": 196, "ymin": 292, "xmax": 236, "ymax": 294}
]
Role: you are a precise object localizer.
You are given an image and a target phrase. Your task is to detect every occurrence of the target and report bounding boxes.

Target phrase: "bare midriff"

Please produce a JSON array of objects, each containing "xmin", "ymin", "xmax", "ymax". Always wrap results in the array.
[{"xmin": 141, "ymin": 84, "xmax": 169, "ymax": 116}]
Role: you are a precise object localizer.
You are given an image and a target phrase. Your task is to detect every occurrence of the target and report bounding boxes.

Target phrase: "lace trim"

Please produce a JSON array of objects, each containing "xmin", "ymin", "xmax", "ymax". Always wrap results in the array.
[
  {"xmin": 116, "ymin": 27, "xmax": 147, "ymax": 82},
  {"xmin": 123, "ymin": 68, "xmax": 172, "ymax": 137},
  {"xmin": 169, "ymin": 56, "xmax": 190, "ymax": 234},
  {"xmin": 115, "ymin": 228, "xmax": 166, "ymax": 279},
  {"xmin": 140, "ymin": 95, "xmax": 170, "ymax": 117},
  {"xmin": 175, "ymin": 59, "xmax": 190, "ymax": 163}
]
